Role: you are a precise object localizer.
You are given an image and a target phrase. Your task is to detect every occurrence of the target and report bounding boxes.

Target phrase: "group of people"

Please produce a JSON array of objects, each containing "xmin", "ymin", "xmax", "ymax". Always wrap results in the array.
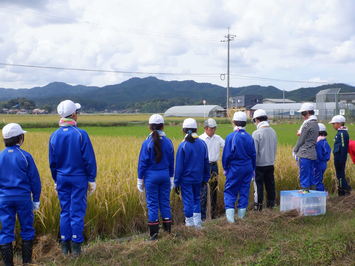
[
  {"xmin": 293, "ymin": 103, "xmax": 352, "ymax": 195},
  {"xmin": 0, "ymin": 100, "xmax": 353, "ymax": 265},
  {"xmin": 0, "ymin": 100, "xmax": 96, "ymax": 265}
]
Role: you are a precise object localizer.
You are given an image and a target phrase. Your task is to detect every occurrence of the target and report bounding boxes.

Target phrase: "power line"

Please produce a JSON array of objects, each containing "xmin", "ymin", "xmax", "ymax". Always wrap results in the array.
[
  {"xmin": 0, "ymin": 62, "xmax": 339, "ymax": 85},
  {"xmin": 0, "ymin": 63, "xmax": 218, "ymax": 77},
  {"xmin": 230, "ymin": 74, "xmax": 330, "ymax": 84}
]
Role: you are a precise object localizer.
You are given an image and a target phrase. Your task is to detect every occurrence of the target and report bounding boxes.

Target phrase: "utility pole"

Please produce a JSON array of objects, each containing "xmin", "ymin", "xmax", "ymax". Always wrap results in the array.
[{"xmin": 221, "ymin": 28, "xmax": 236, "ymax": 111}]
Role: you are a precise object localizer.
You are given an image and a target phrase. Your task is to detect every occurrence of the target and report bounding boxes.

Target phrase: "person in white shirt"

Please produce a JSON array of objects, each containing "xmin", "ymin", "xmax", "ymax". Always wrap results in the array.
[{"xmin": 199, "ymin": 118, "xmax": 225, "ymax": 220}]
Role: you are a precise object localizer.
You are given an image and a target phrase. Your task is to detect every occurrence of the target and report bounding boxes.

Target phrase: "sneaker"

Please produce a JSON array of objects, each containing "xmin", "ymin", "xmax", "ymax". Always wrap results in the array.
[{"xmin": 299, "ymin": 189, "xmax": 310, "ymax": 194}]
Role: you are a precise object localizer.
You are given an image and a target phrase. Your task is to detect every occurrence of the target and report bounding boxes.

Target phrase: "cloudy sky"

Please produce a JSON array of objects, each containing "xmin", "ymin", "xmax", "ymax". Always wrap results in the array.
[{"xmin": 0, "ymin": 0, "xmax": 354, "ymax": 90}]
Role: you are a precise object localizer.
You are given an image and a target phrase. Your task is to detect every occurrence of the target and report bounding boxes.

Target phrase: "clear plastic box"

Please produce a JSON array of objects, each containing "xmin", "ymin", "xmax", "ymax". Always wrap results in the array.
[{"xmin": 280, "ymin": 190, "xmax": 328, "ymax": 216}]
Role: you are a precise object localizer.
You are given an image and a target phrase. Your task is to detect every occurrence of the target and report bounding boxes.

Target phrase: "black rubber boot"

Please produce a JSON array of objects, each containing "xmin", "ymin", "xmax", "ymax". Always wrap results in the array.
[
  {"xmin": 253, "ymin": 203, "xmax": 262, "ymax": 211},
  {"xmin": 0, "ymin": 243, "xmax": 14, "ymax": 266},
  {"xmin": 22, "ymin": 240, "xmax": 33, "ymax": 265},
  {"xmin": 162, "ymin": 219, "xmax": 172, "ymax": 233},
  {"xmin": 266, "ymin": 200, "xmax": 275, "ymax": 209},
  {"xmin": 71, "ymin": 242, "xmax": 81, "ymax": 257},
  {"xmin": 148, "ymin": 222, "xmax": 159, "ymax": 241},
  {"xmin": 60, "ymin": 240, "xmax": 72, "ymax": 255}
]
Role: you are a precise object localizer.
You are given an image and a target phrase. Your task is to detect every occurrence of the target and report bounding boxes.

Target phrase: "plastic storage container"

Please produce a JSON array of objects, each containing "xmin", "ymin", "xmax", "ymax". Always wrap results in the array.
[{"xmin": 280, "ymin": 190, "xmax": 328, "ymax": 216}]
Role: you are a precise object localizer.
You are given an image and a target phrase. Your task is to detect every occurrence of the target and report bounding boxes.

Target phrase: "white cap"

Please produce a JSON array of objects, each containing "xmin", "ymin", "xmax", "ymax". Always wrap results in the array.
[
  {"xmin": 182, "ymin": 118, "xmax": 197, "ymax": 129},
  {"xmin": 2, "ymin": 123, "xmax": 27, "ymax": 139},
  {"xmin": 204, "ymin": 118, "xmax": 217, "ymax": 128},
  {"xmin": 253, "ymin": 109, "xmax": 267, "ymax": 119},
  {"xmin": 149, "ymin": 114, "xmax": 164, "ymax": 124},
  {"xmin": 297, "ymin": 102, "xmax": 314, "ymax": 113},
  {"xmin": 57, "ymin": 100, "xmax": 81, "ymax": 118},
  {"xmin": 329, "ymin": 115, "xmax": 346, "ymax": 124},
  {"xmin": 318, "ymin": 123, "xmax": 326, "ymax": 132},
  {"xmin": 233, "ymin": 111, "xmax": 247, "ymax": 122}
]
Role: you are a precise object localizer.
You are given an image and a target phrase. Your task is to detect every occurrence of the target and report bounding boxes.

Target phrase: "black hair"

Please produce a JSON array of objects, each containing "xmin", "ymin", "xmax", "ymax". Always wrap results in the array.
[
  {"xmin": 301, "ymin": 110, "xmax": 315, "ymax": 116},
  {"xmin": 233, "ymin": 121, "xmax": 247, "ymax": 127},
  {"xmin": 319, "ymin": 131, "xmax": 327, "ymax": 136},
  {"xmin": 253, "ymin": 115, "xmax": 268, "ymax": 123},
  {"xmin": 183, "ymin": 128, "xmax": 197, "ymax": 143},
  {"xmin": 4, "ymin": 134, "xmax": 24, "ymax": 147},
  {"xmin": 149, "ymin": 123, "xmax": 164, "ymax": 163}
]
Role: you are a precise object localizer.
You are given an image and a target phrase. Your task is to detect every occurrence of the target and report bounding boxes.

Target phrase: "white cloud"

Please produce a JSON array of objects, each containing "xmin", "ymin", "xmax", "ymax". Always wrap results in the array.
[{"xmin": 0, "ymin": 0, "xmax": 354, "ymax": 90}]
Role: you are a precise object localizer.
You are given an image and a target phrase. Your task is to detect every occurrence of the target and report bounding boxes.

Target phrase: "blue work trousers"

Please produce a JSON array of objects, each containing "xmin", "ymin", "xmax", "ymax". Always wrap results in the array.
[
  {"xmin": 181, "ymin": 183, "xmax": 201, "ymax": 218},
  {"xmin": 144, "ymin": 170, "xmax": 171, "ymax": 222},
  {"xmin": 299, "ymin": 158, "xmax": 315, "ymax": 189},
  {"xmin": 224, "ymin": 164, "xmax": 253, "ymax": 209},
  {"xmin": 313, "ymin": 161, "xmax": 327, "ymax": 191},
  {"xmin": 0, "ymin": 199, "xmax": 34, "ymax": 244},
  {"xmin": 57, "ymin": 175, "xmax": 88, "ymax": 243}
]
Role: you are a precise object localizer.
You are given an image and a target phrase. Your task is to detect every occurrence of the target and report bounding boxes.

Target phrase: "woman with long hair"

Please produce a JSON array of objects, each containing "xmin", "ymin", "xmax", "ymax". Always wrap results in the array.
[{"xmin": 137, "ymin": 114, "xmax": 174, "ymax": 240}]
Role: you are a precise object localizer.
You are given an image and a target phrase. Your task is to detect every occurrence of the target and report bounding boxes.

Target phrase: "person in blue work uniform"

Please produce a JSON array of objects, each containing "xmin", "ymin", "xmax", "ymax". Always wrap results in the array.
[
  {"xmin": 329, "ymin": 115, "xmax": 352, "ymax": 196},
  {"xmin": 222, "ymin": 112, "xmax": 256, "ymax": 223},
  {"xmin": 174, "ymin": 118, "xmax": 210, "ymax": 228},
  {"xmin": 137, "ymin": 114, "xmax": 174, "ymax": 240},
  {"xmin": 313, "ymin": 123, "xmax": 331, "ymax": 191},
  {"xmin": 0, "ymin": 123, "xmax": 41, "ymax": 266},
  {"xmin": 49, "ymin": 100, "xmax": 97, "ymax": 256}
]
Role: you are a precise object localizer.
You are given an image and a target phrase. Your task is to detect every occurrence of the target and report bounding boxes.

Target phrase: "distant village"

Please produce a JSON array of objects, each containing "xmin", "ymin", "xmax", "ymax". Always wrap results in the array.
[{"xmin": 0, "ymin": 98, "xmax": 49, "ymax": 115}]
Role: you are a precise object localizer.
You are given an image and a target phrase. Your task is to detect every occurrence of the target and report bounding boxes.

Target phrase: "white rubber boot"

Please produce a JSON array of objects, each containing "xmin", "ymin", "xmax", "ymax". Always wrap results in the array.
[
  {"xmin": 225, "ymin": 208, "xmax": 235, "ymax": 223},
  {"xmin": 238, "ymin": 208, "xmax": 246, "ymax": 219},
  {"xmin": 193, "ymin": 213, "xmax": 202, "ymax": 228},
  {"xmin": 185, "ymin": 216, "xmax": 194, "ymax": 227}
]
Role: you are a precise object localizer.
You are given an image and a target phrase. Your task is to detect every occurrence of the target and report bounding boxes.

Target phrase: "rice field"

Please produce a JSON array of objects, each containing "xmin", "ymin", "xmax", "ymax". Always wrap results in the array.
[{"xmin": 0, "ymin": 114, "xmax": 354, "ymax": 240}]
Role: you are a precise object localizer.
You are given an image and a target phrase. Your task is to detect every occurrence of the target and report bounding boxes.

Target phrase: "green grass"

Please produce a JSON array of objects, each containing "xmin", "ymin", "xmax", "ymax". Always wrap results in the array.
[
  {"xmin": 33, "ymin": 195, "xmax": 355, "ymax": 265},
  {"xmin": 27, "ymin": 122, "xmax": 354, "ymax": 146}
]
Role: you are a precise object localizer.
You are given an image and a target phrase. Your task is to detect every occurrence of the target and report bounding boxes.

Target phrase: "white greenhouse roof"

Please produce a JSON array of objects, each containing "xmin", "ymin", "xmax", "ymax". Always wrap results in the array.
[{"xmin": 164, "ymin": 105, "xmax": 224, "ymax": 117}]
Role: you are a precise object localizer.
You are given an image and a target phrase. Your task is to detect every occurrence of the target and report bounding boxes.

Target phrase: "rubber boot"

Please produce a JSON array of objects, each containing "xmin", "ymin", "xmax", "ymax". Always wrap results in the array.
[
  {"xmin": 225, "ymin": 208, "xmax": 235, "ymax": 223},
  {"xmin": 185, "ymin": 217, "xmax": 194, "ymax": 227},
  {"xmin": 254, "ymin": 203, "xmax": 263, "ymax": 211},
  {"xmin": 193, "ymin": 213, "xmax": 202, "ymax": 229},
  {"xmin": 162, "ymin": 218, "xmax": 172, "ymax": 233},
  {"xmin": 266, "ymin": 200, "xmax": 275, "ymax": 209},
  {"xmin": 60, "ymin": 240, "xmax": 72, "ymax": 255},
  {"xmin": 22, "ymin": 240, "xmax": 33, "ymax": 265},
  {"xmin": 0, "ymin": 243, "xmax": 14, "ymax": 266},
  {"xmin": 237, "ymin": 208, "xmax": 246, "ymax": 219},
  {"xmin": 148, "ymin": 221, "xmax": 159, "ymax": 240},
  {"xmin": 71, "ymin": 242, "xmax": 81, "ymax": 256}
]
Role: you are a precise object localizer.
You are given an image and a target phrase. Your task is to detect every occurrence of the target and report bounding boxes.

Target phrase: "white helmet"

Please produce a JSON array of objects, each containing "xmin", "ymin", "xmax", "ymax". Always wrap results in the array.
[
  {"xmin": 2, "ymin": 123, "xmax": 27, "ymax": 139},
  {"xmin": 57, "ymin": 100, "xmax": 81, "ymax": 118},
  {"xmin": 253, "ymin": 109, "xmax": 267, "ymax": 119},
  {"xmin": 233, "ymin": 111, "xmax": 247, "ymax": 122},
  {"xmin": 318, "ymin": 123, "xmax": 326, "ymax": 132},
  {"xmin": 329, "ymin": 115, "xmax": 346, "ymax": 124},
  {"xmin": 182, "ymin": 118, "xmax": 197, "ymax": 129},
  {"xmin": 297, "ymin": 102, "xmax": 314, "ymax": 113},
  {"xmin": 149, "ymin": 114, "xmax": 164, "ymax": 124},
  {"xmin": 204, "ymin": 118, "xmax": 217, "ymax": 128}
]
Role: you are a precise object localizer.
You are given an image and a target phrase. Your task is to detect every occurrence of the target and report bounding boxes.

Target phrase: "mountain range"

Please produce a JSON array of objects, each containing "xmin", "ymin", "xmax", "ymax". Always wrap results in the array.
[{"xmin": 0, "ymin": 77, "xmax": 354, "ymax": 112}]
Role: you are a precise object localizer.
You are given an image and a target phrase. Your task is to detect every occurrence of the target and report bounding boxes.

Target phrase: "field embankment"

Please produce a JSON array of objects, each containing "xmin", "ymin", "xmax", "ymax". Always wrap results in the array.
[{"xmin": 19, "ymin": 193, "xmax": 355, "ymax": 265}]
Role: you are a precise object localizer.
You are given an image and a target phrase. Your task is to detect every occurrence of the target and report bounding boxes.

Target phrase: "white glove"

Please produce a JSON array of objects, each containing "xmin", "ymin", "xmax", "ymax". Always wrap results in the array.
[
  {"xmin": 170, "ymin": 177, "xmax": 174, "ymax": 190},
  {"xmin": 54, "ymin": 183, "xmax": 57, "ymax": 190},
  {"xmin": 88, "ymin": 182, "xmax": 97, "ymax": 195},
  {"xmin": 137, "ymin": 178, "xmax": 144, "ymax": 192},
  {"xmin": 33, "ymin": 201, "xmax": 40, "ymax": 211},
  {"xmin": 292, "ymin": 151, "xmax": 298, "ymax": 161}
]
